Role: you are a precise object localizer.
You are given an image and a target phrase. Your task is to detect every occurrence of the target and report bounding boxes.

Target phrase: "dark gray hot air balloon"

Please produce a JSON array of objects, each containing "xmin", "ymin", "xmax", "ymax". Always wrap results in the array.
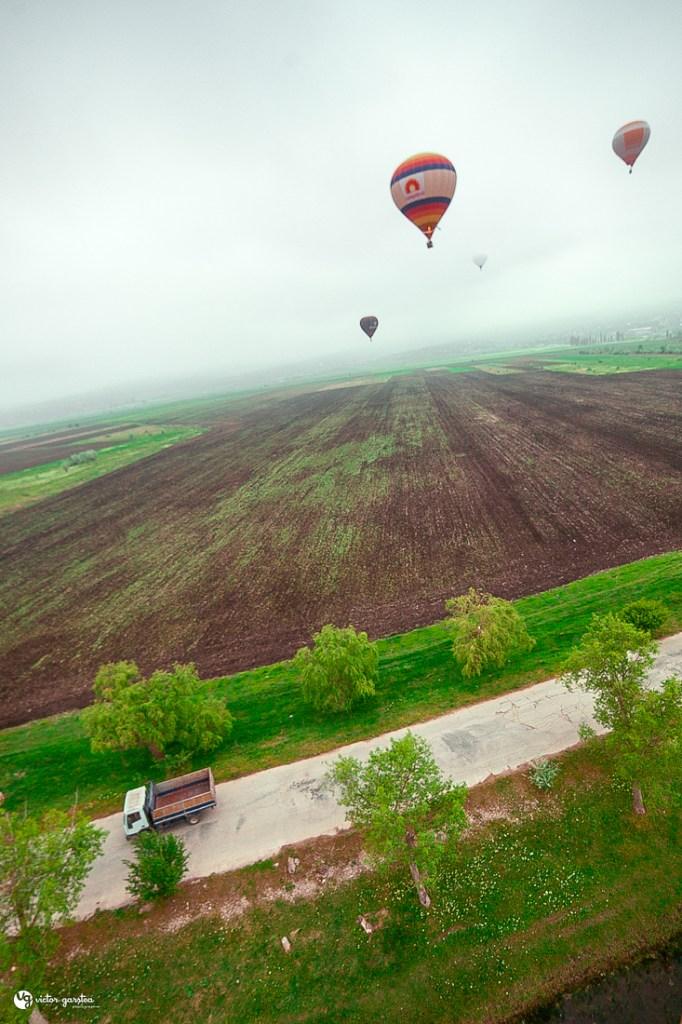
[{"xmin": 360, "ymin": 316, "xmax": 379, "ymax": 340}]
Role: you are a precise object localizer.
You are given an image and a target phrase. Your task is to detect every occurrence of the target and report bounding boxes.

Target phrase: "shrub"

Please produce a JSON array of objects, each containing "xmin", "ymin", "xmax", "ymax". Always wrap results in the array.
[
  {"xmin": 294, "ymin": 624, "xmax": 378, "ymax": 714},
  {"xmin": 618, "ymin": 598, "xmax": 667, "ymax": 636},
  {"xmin": 529, "ymin": 758, "xmax": 560, "ymax": 790},
  {"xmin": 125, "ymin": 831, "xmax": 188, "ymax": 901},
  {"xmin": 578, "ymin": 721, "xmax": 597, "ymax": 743},
  {"xmin": 63, "ymin": 449, "xmax": 98, "ymax": 470}
]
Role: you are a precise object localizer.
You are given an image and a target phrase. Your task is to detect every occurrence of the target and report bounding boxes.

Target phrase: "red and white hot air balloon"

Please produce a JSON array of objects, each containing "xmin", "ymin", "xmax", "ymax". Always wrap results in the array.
[
  {"xmin": 390, "ymin": 152, "xmax": 457, "ymax": 248},
  {"xmin": 612, "ymin": 121, "xmax": 650, "ymax": 173}
]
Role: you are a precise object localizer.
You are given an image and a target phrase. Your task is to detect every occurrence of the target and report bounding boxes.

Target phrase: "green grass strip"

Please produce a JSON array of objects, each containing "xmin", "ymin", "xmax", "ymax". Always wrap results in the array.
[
  {"xmin": 0, "ymin": 550, "xmax": 680, "ymax": 819},
  {"xmin": 0, "ymin": 426, "xmax": 202, "ymax": 515}
]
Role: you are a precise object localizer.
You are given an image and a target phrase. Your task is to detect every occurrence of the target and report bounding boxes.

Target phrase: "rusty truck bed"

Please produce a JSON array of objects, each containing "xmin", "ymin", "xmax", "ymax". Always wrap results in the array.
[
  {"xmin": 154, "ymin": 781, "xmax": 210, "ymax": 808},
  {"xmin": 149, "ymin": 767, "xmax": 216, "ymax": 823}
]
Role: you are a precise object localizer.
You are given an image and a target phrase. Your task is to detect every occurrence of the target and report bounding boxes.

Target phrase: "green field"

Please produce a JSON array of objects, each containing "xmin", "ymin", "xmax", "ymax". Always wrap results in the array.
[
  {"xmin": 0, "ymin": 425, "xmax": 202, "ymax": 514},
  {"xmin": 370, "ymin": 339, "xmax": 682, "ymax": 381},
  {"xmin": 0, "ymin": 551, "xmax": 679, "ymax": 821},
  {"xmin": 542, "ymin": 351, "xmax": 682, "ymax": 375},
  {"xmin": 39, "ymin": 741, "xmax": 682, "ymax": 1024}
]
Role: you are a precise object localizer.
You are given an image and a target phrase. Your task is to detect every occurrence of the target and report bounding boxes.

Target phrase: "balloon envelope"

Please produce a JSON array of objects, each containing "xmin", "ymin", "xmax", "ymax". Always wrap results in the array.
[
  {"xmin": 473, "ymin": 253, "xmax": 487, "ymax": 270},
  {"xmin": 612, "ymin": 121, "xmax": 650, "ymax": 172},
  {"xmin": 390, "ymin": 153, "xmax": 456, "ymax": 248},
  {"xmin": 360, "ymin": 316, "xmax": 379, "ymax": 340}
]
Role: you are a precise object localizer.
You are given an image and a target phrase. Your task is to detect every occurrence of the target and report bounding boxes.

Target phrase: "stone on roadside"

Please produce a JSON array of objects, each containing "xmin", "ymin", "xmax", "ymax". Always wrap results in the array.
[{"xmin": 357, "ymin": 908, "xmax": 389, "ymax": 934}]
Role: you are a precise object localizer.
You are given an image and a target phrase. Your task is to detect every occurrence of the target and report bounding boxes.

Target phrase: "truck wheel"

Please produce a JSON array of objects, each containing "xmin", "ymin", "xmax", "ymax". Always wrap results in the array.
[{"xmin": 187, "ymin": 815, "xmax": 200, "ymax": 825}]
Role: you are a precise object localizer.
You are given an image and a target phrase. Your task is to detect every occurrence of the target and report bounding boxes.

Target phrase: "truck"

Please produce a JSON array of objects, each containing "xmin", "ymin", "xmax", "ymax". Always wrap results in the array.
[{"xmin": 123, "ymin": 767, "xmax": 217, "ymax": 839}]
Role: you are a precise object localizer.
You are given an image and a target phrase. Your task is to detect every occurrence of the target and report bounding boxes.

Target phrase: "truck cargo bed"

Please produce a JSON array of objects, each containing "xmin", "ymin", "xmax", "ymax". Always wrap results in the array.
[
  {"xmin": 155, "ymin": 781, "xmax": 210, "ymax": 808},
  {"xmin": 149, "ymin": 767, "xmax": 217, "ymax": 824}
]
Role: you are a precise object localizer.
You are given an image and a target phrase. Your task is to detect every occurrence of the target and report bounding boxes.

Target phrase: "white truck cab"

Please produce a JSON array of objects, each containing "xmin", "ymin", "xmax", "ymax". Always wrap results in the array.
[{"xmin": 123, "ymin": 786, "xmax": 151, "ymax": 838}]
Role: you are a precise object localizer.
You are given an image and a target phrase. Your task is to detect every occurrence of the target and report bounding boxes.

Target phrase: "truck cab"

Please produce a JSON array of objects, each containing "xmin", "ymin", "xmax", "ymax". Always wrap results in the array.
[{"xmin": 123, "ymin": 785, "xmax": 151, "ymax": 838}]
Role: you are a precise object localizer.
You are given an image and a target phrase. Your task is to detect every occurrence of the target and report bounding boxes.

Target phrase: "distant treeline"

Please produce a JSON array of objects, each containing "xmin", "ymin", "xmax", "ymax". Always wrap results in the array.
[{"xmin": 569, "ymin": 330, "xmax": 680, "ymax": 346}]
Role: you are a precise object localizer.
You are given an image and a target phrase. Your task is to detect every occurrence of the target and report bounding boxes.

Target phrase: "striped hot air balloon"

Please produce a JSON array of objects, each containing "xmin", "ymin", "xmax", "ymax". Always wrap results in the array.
[
  {"xmin": 390, "ymin": 153, "xmax": 457, "ymax": 248},
  {"xmin": 612, "ymin": 121, "xmax": 650, "ymax": 173}
]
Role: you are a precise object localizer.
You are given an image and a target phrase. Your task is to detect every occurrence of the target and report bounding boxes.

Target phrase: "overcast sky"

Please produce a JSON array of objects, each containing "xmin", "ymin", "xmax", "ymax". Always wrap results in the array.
[{"xmin": 1, "ymin": 0, "xmax": 681, "ymax": 412}]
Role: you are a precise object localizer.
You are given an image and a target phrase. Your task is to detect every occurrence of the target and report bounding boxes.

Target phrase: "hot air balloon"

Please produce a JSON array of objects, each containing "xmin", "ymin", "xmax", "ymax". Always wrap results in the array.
[
  {"xmin": 473, "ymin": 254, "xmax": 487, "ymax": 270},
  {"xmin": 360, "ymin": 316, "xmax": 379, "ymax": 341},
  {"xmin": 612, "ymin": 121, "xmax": 650, "ymax": 173},
  {"xmin": 390, "ymin": 153, "xmax": 457, "ymax": 248}
]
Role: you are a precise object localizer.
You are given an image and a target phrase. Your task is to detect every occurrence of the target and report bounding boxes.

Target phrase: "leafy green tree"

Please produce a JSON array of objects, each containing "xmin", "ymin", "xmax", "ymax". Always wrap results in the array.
[
  {"xmin": 561, "ymin": 613, "xmax": 660, "ymax": 813},
  {"xmin": 444, "ymin": 588, "xmax": 535, "ymax": 678},
  {"xmin": 294, "ymin": 624, "xmax": 378, "ymax": 714},
  {"xmin": 125, "ymin": 831, "xmax": 188, "ymax": 901},
  {"xmin": 82, "ymin": 661, "xmax": 233, "ymax": 761},
  {"xmin": 612, "ymin": 678, "xmax": 682, "ymax": 813},
  {"xmin": 618, "ymin": 598, "xmax": 667, "ymax": 635},
  {"xmin": 326, "ymin": 732, "xmax": 467, "ymax": 908},
  {"xmin": 0, "ymin": 808, "xmax": 105, "ymax": 972}
]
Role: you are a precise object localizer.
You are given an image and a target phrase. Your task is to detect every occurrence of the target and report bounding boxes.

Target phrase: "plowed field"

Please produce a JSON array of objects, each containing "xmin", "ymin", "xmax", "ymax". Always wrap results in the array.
[{"xmin": 1, "ymin": 369, "xmax": 680, "ymax": 726}]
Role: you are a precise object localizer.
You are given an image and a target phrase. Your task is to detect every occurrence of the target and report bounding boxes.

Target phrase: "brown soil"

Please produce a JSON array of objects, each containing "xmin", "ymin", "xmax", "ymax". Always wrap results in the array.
[{"xmin": 1, "ymin": 369, "xmax": 681, "ymax": 726}]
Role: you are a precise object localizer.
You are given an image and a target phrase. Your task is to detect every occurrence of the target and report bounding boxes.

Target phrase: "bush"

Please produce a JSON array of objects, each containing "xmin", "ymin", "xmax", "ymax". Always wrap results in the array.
[
  {"xmin": 294, "ymin": 624, "xmax": 378, "ymax": 714},
  {"xmin": 529, "ymin": 758, "xmax": 560, "ymax": 790},
  {"xmin": 63, "ymin": 449, "xmax": 98, "ymax": 470},
  {"xmin": 125, "ymin": 831, "xmax": 188, "ymax": 901},
  {"xmin": 618, "ymin": 599, "xmax": 667, "ymax": 635},
  {"xmin": 578, "ymin": 721, "xmax": 597, "ymax": 743}
]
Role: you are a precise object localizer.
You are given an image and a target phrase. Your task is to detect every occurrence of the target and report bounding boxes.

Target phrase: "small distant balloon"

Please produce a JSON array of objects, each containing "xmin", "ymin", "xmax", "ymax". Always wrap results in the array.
[
  {"xmin": 612, "ymin": 121, "xmax": 650, "ymax": 173},
  {"xmin": 473, "ymin": 254, "xmax": 487, "ymax": 270},
  {"xmin": 360, "ymin": 316, "xmax": 379, "ymax": 340},
  {"xmin": 390, "ymin": 153, "xmax": 457, "ymax": 248}
]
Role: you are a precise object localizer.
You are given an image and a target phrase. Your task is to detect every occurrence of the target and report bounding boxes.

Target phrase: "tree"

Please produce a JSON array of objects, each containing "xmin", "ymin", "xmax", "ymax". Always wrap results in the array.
[
  {"xmin": 125, "ymin": 831, "xmax": 188, "ymax": 901},
  {"xmin": 0, "ymin": 808, "xmax": 105, "ymax": 968},
  {"xmin": 618, "ymin": 598, "xmax": 667, "ymax": 636},
  {"xmin": 82, "ymin": 661, "xmax": 233, "ymax": 761},
  {"xmin": 444, "ymin": 588, "xmax": 535, "ymax": 678},
  {"xmin": 294, "ymin": 624, "xmax": 378, "ymax": 714},
  {"xmin": 612, "ymin": 678, "xmax": 682, "ymax": 814},
  {"xmin": 326, "ymin": 732, "xmax": 467, "ymax": 908},
  {"xmin": 561, "ymin": 613, "xmax": 659, "ymax": 814}
]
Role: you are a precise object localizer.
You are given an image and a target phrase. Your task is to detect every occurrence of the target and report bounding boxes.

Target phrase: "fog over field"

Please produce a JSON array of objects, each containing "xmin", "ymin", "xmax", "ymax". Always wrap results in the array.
[{"xmin": 1, "ymin": 0, "xmax": 681, "ymax": 416}]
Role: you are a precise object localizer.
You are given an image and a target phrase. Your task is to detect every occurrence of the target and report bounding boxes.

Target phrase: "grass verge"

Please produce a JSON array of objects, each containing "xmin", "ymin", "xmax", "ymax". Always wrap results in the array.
[
  {"xmin": 28, "ymin": 741, "xmax": 682, "ymax": 1023},
  {"xmin": 0, "ymin": 426, "xmax": 202, "ymax": 514},
  {"xmin": 0, "ymin": 551, "xmax": 680, "ymax": 820}
]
